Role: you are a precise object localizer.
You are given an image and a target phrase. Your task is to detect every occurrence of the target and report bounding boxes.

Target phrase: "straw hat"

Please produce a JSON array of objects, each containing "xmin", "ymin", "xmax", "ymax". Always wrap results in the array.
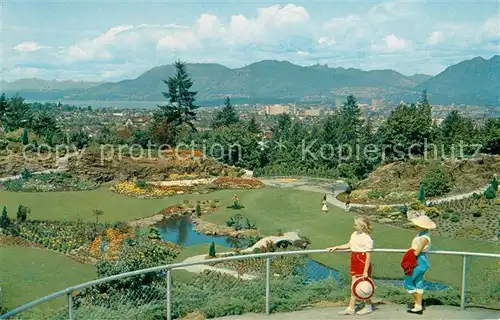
[
  {"xmin": 410, "ymin": 215, "xmax": 436, "ymax": 229},
  {"xmin": 351, "ymin": 277, "xmax": 375, "ymax": 300}
]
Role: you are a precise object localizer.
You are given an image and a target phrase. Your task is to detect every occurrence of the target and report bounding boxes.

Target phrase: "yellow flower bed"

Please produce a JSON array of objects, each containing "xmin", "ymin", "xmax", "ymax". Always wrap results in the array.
[
  {"xmin": 376, "ymin": 205, "xmax": 394, "ymax": 213},
  {"xmin": 112, "ymin": 182, "xmax": 176, "ymax": 198},
  {"xmin": 351, "ymin": 189, "xmax": 371, "ymax": 201}
]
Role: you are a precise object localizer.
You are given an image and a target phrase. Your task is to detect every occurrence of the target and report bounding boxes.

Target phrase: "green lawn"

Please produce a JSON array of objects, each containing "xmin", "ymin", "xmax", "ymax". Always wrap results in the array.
[
  {"xmin": 201, "ymin": 187, "xmax": 499, "ymax": 290},
  {"xmin": 1, "ymin": 186, "xmax": 497, "ymax": 299},
  {"xmin": 0, "ymin": 187, "xmax": 240, "ymax": 222},
  {"xmin": 0, "ymin": 245, "xmax": 96, "ymax": 311}
]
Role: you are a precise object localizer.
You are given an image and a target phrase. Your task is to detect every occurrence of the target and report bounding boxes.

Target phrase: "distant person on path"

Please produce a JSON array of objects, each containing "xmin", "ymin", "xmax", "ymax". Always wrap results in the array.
[
  {"xmin": 345, "ymin": 193, "xmax": 351, "ymax": 212},
  {"xmin": 328, "ymin": 215, "xmax": 375, "ymax": 315},
  {"xmin": 403, "ymin": 215, "xmax": 436, "ymax": 315},
  {"xmin": 321, "ymin": 195, "xmax": 328, "ymax": 213}
]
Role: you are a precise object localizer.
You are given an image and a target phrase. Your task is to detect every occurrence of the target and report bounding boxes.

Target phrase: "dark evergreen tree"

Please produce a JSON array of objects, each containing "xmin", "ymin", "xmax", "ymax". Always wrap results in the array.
[
  {"xmin": 246, "ymin": 115, "xmax": 260, "ymax": 134},
  {"xmin": 4, "ymin": 94, "xmax": 31, "ymax": 131},
  {"xmin": 157, "ymin": 60, "xmax": 198, "ymax": 131},
  {"xmin": 21, "ymin": 128, "xmax": 29, "ymax": 145},
  {"xmin": 0, "ymin": 93, "xmax": 7, "ymax": 122},
  {"xmin": 212, "ymin": 97, "xmax": 239, "ymax": 129},
  {"xmin": 208, "ymin": 241, "xmax": 216, "ymax": 257},
  {"xmin": 418, "ymin": 184, "xmax": 426, "ymax": 204},
  {"xmin": 0, "ymin": 206, "xmax": 9, "ymax": 229}
]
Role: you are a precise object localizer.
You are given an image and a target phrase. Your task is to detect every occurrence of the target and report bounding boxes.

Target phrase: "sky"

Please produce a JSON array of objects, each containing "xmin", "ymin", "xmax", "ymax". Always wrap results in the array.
[{"xmin": 1, "ymin": 0, "xmax": 499, "ymax": 82}]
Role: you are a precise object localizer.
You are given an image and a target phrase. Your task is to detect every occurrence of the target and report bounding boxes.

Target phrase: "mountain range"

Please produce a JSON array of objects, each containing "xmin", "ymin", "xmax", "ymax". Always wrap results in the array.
[{"xmin": 1, "ymin": 55, "xmax": 498, "ymax": 106}]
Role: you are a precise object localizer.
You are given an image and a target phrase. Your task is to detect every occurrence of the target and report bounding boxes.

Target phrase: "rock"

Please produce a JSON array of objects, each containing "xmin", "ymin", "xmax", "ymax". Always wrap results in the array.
[{"xmin": 378, "ymin": 218, "xmax": 393, "ymax": 223}]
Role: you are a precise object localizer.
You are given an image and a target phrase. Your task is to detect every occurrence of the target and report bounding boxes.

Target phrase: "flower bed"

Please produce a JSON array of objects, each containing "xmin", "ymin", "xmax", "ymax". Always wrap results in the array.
[
  {"xmin": 112, "ymin": 180, "xmax": 217, "ymax": 198},
  {"xmin": 111, "ymin": 182, "xmax": 178, "ymax": 198},
  {"xmin": 16, "ymin": 220, "xmax": 102, "ymax": 254},
  {"xmin": 213, "ymin": 177, "xmax": 264, "ymax": 189},
  {"xmin": 89, "ymin": 227, "xmax": 135, "ymax": 260},
  {"xmin": 2, "ymin": 172, "xmax": 100, "ymax": 192}
]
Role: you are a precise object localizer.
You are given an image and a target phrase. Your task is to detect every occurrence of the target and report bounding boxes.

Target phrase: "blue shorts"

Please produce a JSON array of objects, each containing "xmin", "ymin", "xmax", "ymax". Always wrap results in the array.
[{"xmin": 404, "ymin": 254, "xmax": 429, "ymax": 294}]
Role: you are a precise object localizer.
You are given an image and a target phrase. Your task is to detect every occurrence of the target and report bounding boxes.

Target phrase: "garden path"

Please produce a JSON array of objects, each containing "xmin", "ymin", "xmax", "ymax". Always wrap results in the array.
[
  {"xmin": 215, "ymin": 305, "xmax": 500, "ymax": 320},
  {"xmin": 176, "ymin": 254, "xmax": 257, "ymax": 280},
  {"xmin": 260, "ymin": 178, "xmax": 489, "ymax": 210}
]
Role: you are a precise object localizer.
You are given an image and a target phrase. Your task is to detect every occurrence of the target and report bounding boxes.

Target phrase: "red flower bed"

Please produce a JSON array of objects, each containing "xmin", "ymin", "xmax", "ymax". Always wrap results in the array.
[{"xmin": 214, "ymin": 177, "xmax": 264, "ymax": 189}]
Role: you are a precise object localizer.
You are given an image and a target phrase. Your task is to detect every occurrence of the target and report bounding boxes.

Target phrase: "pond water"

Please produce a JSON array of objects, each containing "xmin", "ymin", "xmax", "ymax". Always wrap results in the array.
[{"xmin": 157, "ymin": 215, "xmax": 447, "ymax": 291}]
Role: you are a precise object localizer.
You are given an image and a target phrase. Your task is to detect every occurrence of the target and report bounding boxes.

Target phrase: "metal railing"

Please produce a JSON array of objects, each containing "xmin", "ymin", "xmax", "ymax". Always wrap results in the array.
[{"xmin": 1, "ymin": 248, "xmax": 499, "ymax": 319}]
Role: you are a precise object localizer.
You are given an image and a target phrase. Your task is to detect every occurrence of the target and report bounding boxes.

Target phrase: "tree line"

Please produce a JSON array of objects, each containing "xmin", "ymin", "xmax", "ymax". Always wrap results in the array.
[{"xmin": 1, "ymin": 61, "xmax": 499, "ymax": 183}]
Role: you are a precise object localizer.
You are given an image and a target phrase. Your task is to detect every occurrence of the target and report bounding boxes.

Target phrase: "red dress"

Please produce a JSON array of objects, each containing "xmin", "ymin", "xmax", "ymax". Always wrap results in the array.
[{"xmin": 350, "ymin": 252, "xmax": 372, "ymax": 277}]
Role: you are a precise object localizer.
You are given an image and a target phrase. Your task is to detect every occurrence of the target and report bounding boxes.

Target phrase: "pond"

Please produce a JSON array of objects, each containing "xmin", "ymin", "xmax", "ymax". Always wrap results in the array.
[{"xmin": 157, "ymin": 215, "xmax": 447, "ymax": 291}]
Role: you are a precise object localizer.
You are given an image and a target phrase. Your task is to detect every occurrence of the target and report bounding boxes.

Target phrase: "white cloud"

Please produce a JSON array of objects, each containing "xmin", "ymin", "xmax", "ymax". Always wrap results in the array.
[
  {"xmin": 225, "ymin": 4, "xmax": 310, "ymax": 45},
  {"xmin": 12, "ymin": 42, "xmax": 49, "ymax": 52},
  {"xmin": 64, "ymin": 24, "xmax": 188, "ymax": 61},
  {"xmin": 426, "ymin": 31, "xmax": 443, "ymax": 45},
  {"xmin": 385, "ymin": 34, "xmax": 406, "ymax": 50},
  {"xmin": 157, "ymin": 32, "xmax": 200, "ymax": 51},
  {"xmin": 195, "ymin": 14, "xmax": 225, "ymax": 38},
  {"xmin": 482, "ymin": 14, "xmax": 499, "ymax": 38},
  {"xmin": 371, "ymin": 34, "xmax": 408, "ymax": 52},
  {"xmin": 318, "ymin": 37, "xmax": 336, "ymax": 46},
  {"xmin": 3, "ymin": 1, "xmax": 498, "ymax": 81}
]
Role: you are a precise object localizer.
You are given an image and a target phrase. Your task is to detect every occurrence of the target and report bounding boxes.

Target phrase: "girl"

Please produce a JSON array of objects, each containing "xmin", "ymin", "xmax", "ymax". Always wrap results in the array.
[
  {"xmin": 405, "ymin": 215, "xmax": 436, "ymax": 315},
  {"xmin": 321, "ymin": 195, "xmax": 328, "ymax": 213},
  {"xmin": 328, "ymin": 215, "xmax": 374, "ymax": 315}
]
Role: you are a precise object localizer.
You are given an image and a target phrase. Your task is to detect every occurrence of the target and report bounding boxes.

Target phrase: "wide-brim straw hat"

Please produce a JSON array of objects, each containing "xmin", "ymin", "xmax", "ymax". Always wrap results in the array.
[
  {"xmin": 410, "ymin": 215, "xmax": 436, "ymax": 229},
  {"xmin": 351, "ymin": 277, "xmax": 375, "ymax": 300}
]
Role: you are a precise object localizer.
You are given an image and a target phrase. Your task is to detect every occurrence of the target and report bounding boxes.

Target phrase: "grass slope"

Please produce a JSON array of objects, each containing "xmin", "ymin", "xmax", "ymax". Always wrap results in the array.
[
  {"xmin": 0, "ymin": 187, "xmax": 240, "ymax": 222},
  {"xmin": 201, "ymin": 187, "xmax": 498, "ymax": 290},
  {"xmin": 1, "ymin": 186, "xmax": 497, "ymax": 304},
  {"xmin": 0, "ymin": 245, "xmax": 95, "ymax": 310}
]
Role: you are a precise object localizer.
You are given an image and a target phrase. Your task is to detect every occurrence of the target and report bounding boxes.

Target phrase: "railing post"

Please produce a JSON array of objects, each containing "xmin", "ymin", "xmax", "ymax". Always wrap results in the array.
[
  {"xmin": 460, "ymin": 255, "xmax": 467, "ymax": 311},
  {"xmin": 265, "ymin": 257, "xmax": 271, "ymax": 315},
  {"xmin": 67, "ymin": 291, "xmax": 73, "ymax": 320},
  {"xmin": 166, "ymin": 269, "xmax": 172, "ymax": 320}
]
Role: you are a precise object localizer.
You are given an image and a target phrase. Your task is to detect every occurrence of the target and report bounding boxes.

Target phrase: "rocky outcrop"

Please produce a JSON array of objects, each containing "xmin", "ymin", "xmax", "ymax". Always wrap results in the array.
[{"xmin": 67, "ymin": 151, "xmax": 243, "ymax": 182}]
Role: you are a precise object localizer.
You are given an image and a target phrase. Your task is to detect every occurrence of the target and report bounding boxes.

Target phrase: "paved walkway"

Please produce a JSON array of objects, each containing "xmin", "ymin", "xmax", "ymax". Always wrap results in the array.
[
  {"xmin": 215, "ymin": 305, "xmax": 500, "ymax": 320},
  {"xmin": 261, "ymin": 178, "xmax": 489, "ymax": 210},
  {"xmin": 176, "ymin": 254, "xmax": 257, "ymax": 280}
]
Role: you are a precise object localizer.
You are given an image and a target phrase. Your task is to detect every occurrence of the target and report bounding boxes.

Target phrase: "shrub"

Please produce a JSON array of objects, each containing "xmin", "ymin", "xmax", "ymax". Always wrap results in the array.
[
  {"xmin": 135, "ymin": 179, "xmax": 147, "ymax": 189},
  {"xmin": 21, "ymin": 168, "xmax": 32, "ymax": 180},
  {"xmin": 367, "ymin": 189, "xmax": 388, "ymax": 199},
  {"xmin": 441, "ymin": 213, "xmax": 450, "ymax": 220},
  {"xmin": 0, "ymin": 206, "xmax": 10, "ymax": 229},
  {"xmin": 93, "ymin": 209, "xmax": 104, "ymax": 224},
  {"xmin": 376, "ymin": 205, "xmax": 394, "ymax": 213},
  {"xmin": 471, "ymin": 211, "xmax": 482, "ymax": 218},
  {"xmin": 491, "ymin": 175, "xmax": 499, "ymax": 191},
  {"xmin": 243, "ymin": 218, "xmax": 257, "ymax": 230},
  {"xmin": 424, "ymin": 207, "xmax": 440, "ymax": 219},
  {"xmin": 484, "ymin": 185, "xmax": 496, "ymax": 200},
  {"xmin": 195, "ymin": 201, "xmax": 201, "ymax": 217},
  {"xmin": 410, "ymin": 201, "xmax": 425, "ymax": 211},
  {"xmin": 423, "ymin": 167, "xmax": 451, "ymax": 197},
  {"xmin": 16, "ymin": 205, "xmax": 30, "ymax": 221},
  {"xmin": 208, "ymin": 242, "xmax": 216, "ymax": 257},
  {"xmin": 450, "ymin": 215, "xmax": 460, "ymax": 223}
]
